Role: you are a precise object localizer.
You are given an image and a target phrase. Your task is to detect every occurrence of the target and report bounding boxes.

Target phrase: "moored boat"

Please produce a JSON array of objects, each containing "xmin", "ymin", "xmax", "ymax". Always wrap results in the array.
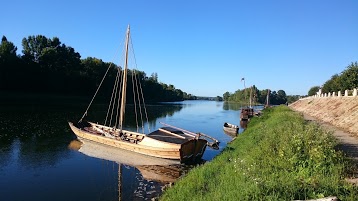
[
  {"xmin": 68, "ymin": 121, "xmax": 208, "ymax": 163},
  {"xmin": 240, "ymin": 107, "xmax": 254, "ymax": 120},
  {"xmin": 68, "ymin": 25, "xmax": 219, "ymax": 164},
  {"xmin": 223, "ymin": 122, "xmax": 239, "ymax": 134}
]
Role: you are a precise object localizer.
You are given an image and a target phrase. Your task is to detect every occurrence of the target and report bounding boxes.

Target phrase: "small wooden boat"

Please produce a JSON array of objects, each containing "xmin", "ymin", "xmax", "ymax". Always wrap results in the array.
[
  {"xmin": 223, "ymin": 122, "xmax": 239, "ymax": 134},
  {"xmin": 68, "ymin": 25, "xmax": 219, "ymax": 164}
]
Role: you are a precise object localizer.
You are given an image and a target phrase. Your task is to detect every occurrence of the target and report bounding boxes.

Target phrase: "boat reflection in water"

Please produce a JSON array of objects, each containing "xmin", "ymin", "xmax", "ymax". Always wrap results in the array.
[
  {"xmin": 240, "ymin": 120, "xmax": 248, "ymax": 129},
  {"xmin": 223, "ymin": 122, "xmax": 239, "ymax": 138},
  {"xmin": 68, "ymin": 139, "xmax": 185, "ymax": 200}
]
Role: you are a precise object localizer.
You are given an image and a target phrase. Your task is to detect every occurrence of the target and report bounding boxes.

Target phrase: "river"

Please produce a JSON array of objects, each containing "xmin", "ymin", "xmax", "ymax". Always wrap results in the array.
[{"xmin": 0, "ymin": 100, "xmax": 258, "ymax": 200}]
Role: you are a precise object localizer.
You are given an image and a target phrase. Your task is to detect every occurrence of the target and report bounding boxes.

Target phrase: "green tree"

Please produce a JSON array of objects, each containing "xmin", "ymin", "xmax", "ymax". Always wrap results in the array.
[
  {"xmin": 259, "ymin": 89, "xmax": 269, "ymax": 104},
  {"xmin": 150, "ymin": 72, "xmax": 158, "ymax": 82},
  {"xmin": 339, "ymin": 62, "xmax": 358, "ymax": 90},
  {"xmin": 22, "ymin": 35, "xmax": 49, "ymax": 62},
  {"xmin": 277, "ymin": 90, "xmax": 287, "ymax": 104},
  {"xmin": 322, "ymin": 74, "xmax": 340, "ymax": 93},
  {"xmin": 286, "ymin": 95, "xmax": 300, "ymax": 103},
  {"xmin": 22, "ymin": 35, "xmax": 81, "ymax": 73},
  {"xmin": 308, "ymin": 86, "xmax": 320, "ymax": 96},
  {"xmin": 223, "ymin": 92, "xmax": 231, "ymax": 101},
  {"xmin": 0, "ymin": 36, "xmax": 21, "ymax": 90},
  {"xmin": 21, "ymin": 35, "xmax": 83, "ymax": 93},
  {"xmin": 0, "ymin": 34, "xmax": 191, "ymax": 102},
  {"xmin": 0, "ymin": 36, "xmax": 17, "ymax": 58},
  {"xmin": 215, "ymin": 96, "xmax": 223, "ymax": 101},
  {"xmin": 321, "ymin": 62, "xmax": 358, "ymax": 94}
]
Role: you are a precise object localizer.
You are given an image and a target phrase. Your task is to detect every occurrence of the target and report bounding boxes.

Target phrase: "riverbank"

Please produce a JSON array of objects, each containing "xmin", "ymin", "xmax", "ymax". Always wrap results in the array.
[
  {"xmin": 289, "ymin": 96, "xmax": 358, "ymax": 185},
  {"xmin": 160, "ymin": 106, "xmax": 358, "ymax": 200},
  {"xmin": 289, "ymin": 96, "xmax": 358, "ymax": 136}
]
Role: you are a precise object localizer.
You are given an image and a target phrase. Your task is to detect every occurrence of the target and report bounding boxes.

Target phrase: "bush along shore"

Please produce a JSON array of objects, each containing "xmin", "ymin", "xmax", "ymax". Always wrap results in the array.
[{"xmin": 160, "ymin": 106, "xmax": 358, "ymax": 201}]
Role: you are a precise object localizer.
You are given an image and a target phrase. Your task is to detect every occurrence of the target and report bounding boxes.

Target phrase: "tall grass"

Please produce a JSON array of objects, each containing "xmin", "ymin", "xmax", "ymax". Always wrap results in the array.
[{"xmin": 160, "ymin": 106, "xmax": 358, "ymax": 201}]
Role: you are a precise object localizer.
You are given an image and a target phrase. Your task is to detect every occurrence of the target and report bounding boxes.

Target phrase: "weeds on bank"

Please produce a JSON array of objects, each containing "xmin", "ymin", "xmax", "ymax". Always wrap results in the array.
[{"xmin": 160, "ymin": 106, "xmax": 358, "ymax": 201}]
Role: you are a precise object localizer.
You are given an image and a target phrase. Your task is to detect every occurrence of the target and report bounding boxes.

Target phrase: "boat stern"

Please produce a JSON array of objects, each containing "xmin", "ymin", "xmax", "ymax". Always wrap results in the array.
[{"xmin": 180, "ymin": 139, "xmax": 207, "ymax": 164}]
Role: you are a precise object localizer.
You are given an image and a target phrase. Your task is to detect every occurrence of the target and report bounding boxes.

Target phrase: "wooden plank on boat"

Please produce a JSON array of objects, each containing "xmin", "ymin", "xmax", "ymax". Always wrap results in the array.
[{"xmin": 158, "ymin": 128, "xmax": 186, "ymax": 139}]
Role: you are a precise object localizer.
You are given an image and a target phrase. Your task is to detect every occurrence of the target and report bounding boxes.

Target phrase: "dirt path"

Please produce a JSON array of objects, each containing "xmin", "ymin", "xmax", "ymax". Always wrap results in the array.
[
  {"xmin": 302, "ymin": 113, "xmax": 358, "ymax": 162},
  {"xmin": 299, "ymin": 112, "xmax": 358, "ymax": 185},
  {"xmin": 289, "ymin": 97, "xmax": 358, "ymax": 164}
]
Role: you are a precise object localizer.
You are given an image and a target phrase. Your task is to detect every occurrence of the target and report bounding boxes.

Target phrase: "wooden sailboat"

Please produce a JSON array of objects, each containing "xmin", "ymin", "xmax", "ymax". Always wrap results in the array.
[
  {"xmin": 240, "ymin": 85, "xmax": 254, "ymax": 121},
  {"xmin": 68, "ymin": 25, "xmax": 219, "ymax": 164}
]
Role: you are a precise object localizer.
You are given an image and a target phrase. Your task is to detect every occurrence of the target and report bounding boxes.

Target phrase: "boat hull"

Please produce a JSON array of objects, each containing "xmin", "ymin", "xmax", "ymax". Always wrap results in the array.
[
  {"xmin": 240, "ymin": 108, "xmax": 254, "ymax": 120},
  {"xmin": 223, "ymin": 122, "xmax": 239, "ymax": 135},
  {"xmin": 68, "ymin": 122, "xmax": 207, "ymax": 163},
  {"xmin": 223, "ymin": 127, "xmax": 238, "ymax": 134}
]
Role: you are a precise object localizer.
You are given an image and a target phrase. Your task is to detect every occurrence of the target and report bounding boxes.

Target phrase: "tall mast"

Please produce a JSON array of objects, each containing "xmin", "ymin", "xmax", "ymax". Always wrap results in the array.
[
  {"xmin": 242, "ymin": 78, "xmax": 246, "ymax": 106},
  {"xmin": 266, "ymin": 89, "xmax": 270, "ymax": 106},
  {"xmin": 119, "ymin": 25, "xmax": 130, "ymax": 132},
  {"xmin": 249, "ymin": 86, "xmax": 252, "ymax": 108}
]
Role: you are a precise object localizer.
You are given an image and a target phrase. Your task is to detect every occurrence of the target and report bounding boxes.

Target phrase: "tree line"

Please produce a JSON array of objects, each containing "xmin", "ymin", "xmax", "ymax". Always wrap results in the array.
[
  {"xmin": 308, "ymin": 62, "xmax": 358, "ymax": 96},
  {"xmin": 0, "ymin": 35, "xmax": 197, "ymax": 102},
  {"xmin": 223, "ymin": 85, "xmax": 292, "ymax": 105}
]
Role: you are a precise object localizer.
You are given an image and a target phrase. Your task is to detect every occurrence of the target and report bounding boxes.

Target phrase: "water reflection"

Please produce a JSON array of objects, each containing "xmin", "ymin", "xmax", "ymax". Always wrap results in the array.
[
  {"xmin": 240, "ymin": 120, "xmax": 248, "ymax": 129},
  {"xmin": 0, "ymin": 103, "xmax": 184, "ymax": 168},
  {"xmin": 223, "ymin": 102, "xmax": 243, "ymax": 111},
  {"xmin": 0, "ymin": 102, "xmax": 186, "ymax": 201},
  {"xmin": 68, "ymin": 139, "xmax": 180, "ymax": 167},
  {"xmin": 0, "ymin": 100, "xmax": 245, "ymax": 200},
  {"xmin": 69, "ymin": 139, "xmax": 184, "ymax": 200},
  {"xmin": 0, "ymin": 105, "xmax": 76, "ymax": 169},
  {"xmin": 223, "ymin": 102, "xmax": 264, "ymax": 112},
  {"xmin": 223, "ymin": 130, "xmax": 237, "ymax": 138}
]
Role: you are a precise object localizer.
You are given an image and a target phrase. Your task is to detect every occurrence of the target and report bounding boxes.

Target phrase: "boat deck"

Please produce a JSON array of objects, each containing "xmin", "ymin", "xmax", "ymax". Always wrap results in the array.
[{"xmin": 147, "ymin": 127, "xmax": 192, "ymax": 144}]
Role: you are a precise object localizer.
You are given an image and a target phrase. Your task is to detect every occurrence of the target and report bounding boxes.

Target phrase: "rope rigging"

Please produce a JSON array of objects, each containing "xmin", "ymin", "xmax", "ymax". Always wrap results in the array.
[
  {"xmin": 79, "ymin": 26, "xmax": 150, "ymax": 134},
  {"xmin": 78, "ymin": 63, "xmax": 114, "ymax": 123},
  {"xmin": 130, "ymin": 38, "xmax": 150, "ymax": 133}
]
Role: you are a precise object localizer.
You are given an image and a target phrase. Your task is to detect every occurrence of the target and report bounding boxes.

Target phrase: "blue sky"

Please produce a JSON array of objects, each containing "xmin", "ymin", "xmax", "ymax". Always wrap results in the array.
[{"xmin": 1, "ymin": 0, "xmax": 357, "ymax": 96}]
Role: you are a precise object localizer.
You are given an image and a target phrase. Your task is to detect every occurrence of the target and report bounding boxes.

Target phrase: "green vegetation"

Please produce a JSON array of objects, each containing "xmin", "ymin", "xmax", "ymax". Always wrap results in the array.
[
  {"xmin": 161, "ymin": 106, "xmax": 357, "ymax": 200},
  {"xmin": 308, "ymin": 86, "xmax": 320, "ymax": 96},
  {"xmin": 309, "ymin": 62, "xmax": 358, "ymax": 95},
  {"xmin": 286, "ymin": 95, "xmax": 300, "ymax": 104},
  {"xmin": 0, "ymin": 35, "xmax": 195, "ymax": 102},
  {"xmin": 223, "ymin": 85, "xmax": 289, "ymax": 105}
]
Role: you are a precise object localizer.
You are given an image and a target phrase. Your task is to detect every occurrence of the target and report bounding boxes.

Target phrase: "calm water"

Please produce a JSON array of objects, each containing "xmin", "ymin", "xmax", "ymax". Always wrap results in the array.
[{"xmin": 0, "ymin": 100, "xmax": 258, "ymax": 201}]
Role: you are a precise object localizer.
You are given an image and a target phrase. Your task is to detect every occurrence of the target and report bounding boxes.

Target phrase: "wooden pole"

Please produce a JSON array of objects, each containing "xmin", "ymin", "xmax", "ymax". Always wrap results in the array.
[{"xmin": 119, "ymin": 25, "xmax": 130, "ymax": 132}]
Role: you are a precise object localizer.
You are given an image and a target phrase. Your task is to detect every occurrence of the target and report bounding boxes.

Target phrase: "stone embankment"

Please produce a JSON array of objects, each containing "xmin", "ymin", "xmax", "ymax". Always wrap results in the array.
[{"xmin": 289, "ymin": 88, "xmax": 358, "ymax": 136}]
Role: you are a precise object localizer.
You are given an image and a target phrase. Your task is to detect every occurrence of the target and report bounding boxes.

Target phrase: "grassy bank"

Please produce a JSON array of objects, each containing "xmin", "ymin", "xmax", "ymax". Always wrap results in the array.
[{"xmin": 160, "ymin": 106, "xmax": 358, "ymax": 200}]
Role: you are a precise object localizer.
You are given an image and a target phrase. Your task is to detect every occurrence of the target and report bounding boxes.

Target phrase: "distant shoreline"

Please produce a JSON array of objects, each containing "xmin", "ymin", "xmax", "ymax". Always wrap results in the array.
[{"xmin": 0, "ymin": 91, "xmax": 189, "ymax": 105}]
